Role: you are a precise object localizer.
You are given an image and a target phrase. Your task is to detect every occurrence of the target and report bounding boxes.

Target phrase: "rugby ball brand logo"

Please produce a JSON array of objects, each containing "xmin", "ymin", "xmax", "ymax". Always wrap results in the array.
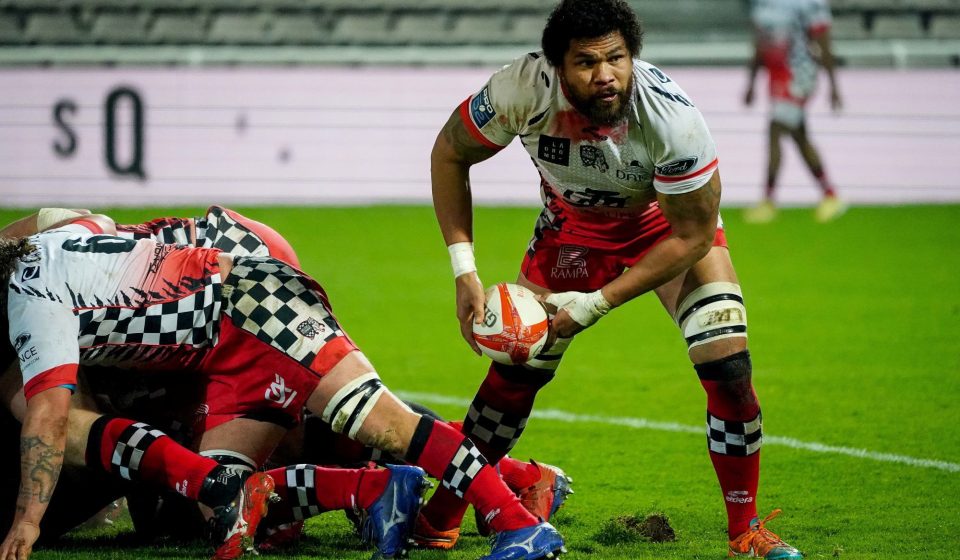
[
  {"xmin": 656, "ymin": 157, "xmax": 699, "ymax": 176},
  {"xmin": 470, "ymin": 87, "xmax": 496, "ymax": 129}
]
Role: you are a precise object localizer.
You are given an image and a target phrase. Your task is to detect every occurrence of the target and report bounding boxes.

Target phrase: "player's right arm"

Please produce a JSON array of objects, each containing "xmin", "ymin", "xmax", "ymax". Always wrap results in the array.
[
  {"xmin": 1, "ymin": 294, "xmax": 80, "ymax": 560},
  {"xmin": 0, "ymin": 210, "xmax": 115, "ymax": 239},
  {"xmin": 431, "ymin": 109, "xmax": 502, "ymax": 354}
]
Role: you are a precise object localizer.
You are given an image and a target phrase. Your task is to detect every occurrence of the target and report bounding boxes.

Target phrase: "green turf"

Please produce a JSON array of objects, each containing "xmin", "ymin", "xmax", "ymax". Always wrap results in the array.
[{"xmin": 2, "ymin": 204, "xmax": 958, "ymax": 559}]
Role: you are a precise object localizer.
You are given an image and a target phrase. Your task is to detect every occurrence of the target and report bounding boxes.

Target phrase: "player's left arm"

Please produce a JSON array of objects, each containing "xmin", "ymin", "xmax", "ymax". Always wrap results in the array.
[
  {"xmin": 811, "ymin": 28, "xmax": 841, "ymax": 111},
  {"xmin": 0, "ymin": 387, "xmax": 71, "ymax": 560},
  {"xmin": 744, "ymin": 26, "xmax": 762, "ymax": 106}
]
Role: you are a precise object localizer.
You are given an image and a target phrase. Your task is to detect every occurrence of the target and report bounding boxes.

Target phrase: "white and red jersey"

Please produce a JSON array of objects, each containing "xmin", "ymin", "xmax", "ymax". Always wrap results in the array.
[
  {"xmin": 460, "ymin": 54, "xmax": 717, "ymax": 240},
  {"xmin": 750, "ymin": 0, "xmax": 832, "ymax": 104},
  {"xmin": 6, "ymin": 221, "xmax": 223, "ymax": 400}
]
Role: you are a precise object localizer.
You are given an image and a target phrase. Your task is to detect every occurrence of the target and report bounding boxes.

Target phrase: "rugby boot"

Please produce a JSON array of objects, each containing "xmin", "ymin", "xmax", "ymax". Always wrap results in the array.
[
  {"xmin": 477, "ymin": 461, "xmax": 574, "ymax": 537},
  {"xmin": 357, "ymin": 465, "xmax": 431, "ymax": 559},
  {"xmin": 744, "ymin": 200, "xmax": 777, "ymax": 223},
  {"xmin": 728, "ymin": 509, "xmax": 803, "ymax": 559},
  {"xmin": 411, "ymin": 511, "xmax": 461, "ymax": 550},
  {"xmin": 482, "ymin": 521, "xmax": 566, "ymax": 560},
  {"xmin": 208, "ymin": 471, "xmax": 276, "ymax": 560},
  {"xmin": 256, "ymin": 520, "xmax": 304, "ymax": 551},
  {"xmin": 815, "ymin": 195, "xmax": 847, "ymax": 222}
]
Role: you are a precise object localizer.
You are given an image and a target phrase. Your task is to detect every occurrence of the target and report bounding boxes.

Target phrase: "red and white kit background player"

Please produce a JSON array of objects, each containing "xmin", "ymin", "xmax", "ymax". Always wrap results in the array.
[
  {"xmin": 423, "ymin": 1, "xmax": 802, "ymax": 558},
  {"xmin": 744, "ymin": 0, "xmax": 845, "ymax": 223}
]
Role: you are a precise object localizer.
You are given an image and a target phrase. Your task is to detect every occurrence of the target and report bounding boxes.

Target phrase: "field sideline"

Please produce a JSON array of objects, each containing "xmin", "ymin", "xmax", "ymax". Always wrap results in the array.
[{"xmin": 1, "ymin": 204, "xmax": 958, "ymax": 560}]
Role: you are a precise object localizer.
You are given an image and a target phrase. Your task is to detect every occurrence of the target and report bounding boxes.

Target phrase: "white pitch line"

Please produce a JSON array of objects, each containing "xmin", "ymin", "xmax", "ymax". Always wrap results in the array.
[{"xmin": 397, "ymin": 391, "xmax": 960, "ymax": 474}]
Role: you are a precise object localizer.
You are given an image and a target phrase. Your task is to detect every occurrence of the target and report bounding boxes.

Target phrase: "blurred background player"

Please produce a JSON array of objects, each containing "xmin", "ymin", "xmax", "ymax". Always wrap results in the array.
[
  {"xmin": 424, "ymin": 0, "xmax": 801, "ymax": 558},
  {"xmin": 743, "ymin": 0, "xmax": 845, "ymax": 223}
]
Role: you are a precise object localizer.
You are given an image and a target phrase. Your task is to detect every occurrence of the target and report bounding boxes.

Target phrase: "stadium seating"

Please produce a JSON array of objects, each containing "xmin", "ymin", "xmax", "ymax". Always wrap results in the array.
[{"xmin": 0, "ymin": 0, "xmax": 958, "ymax": 65}]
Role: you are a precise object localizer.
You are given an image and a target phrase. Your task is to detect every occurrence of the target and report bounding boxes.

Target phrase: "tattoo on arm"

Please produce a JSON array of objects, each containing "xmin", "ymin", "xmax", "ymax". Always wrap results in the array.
[
  {"xmin": 440, "ymin": 111, "xmax": 499, "ymax": 165},
  {"xmin": 19, "ymin": 435, "xmax": 64, "ymax": 505}
]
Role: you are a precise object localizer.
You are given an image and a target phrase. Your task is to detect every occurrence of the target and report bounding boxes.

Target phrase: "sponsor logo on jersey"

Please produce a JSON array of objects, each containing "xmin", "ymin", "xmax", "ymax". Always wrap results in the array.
[
  {"xmin": 470, "ymin": 87, "xmax": 497, "ymax": 129},
  {"xmin": 296, "ymin": 318, "xmax": 325, "ymax": 340},
  {"xmin": 656, "ymin": 157, "xmax": 699, "ymax": 176},
  {"xmin": 580, "ymin": 145, "xmax": 609, "ymax": 172},
  {"xmin": 648, "ymin": 86, "xmax": 694, "ymax": 107},
  {"xmin": 537, "ymin": 135, "xmax": 571, "ymax": 166},
  {"xmin": 552, "ymin": 245, "xmax": 590, "ymax": 280},
  {"xmin": 562, "ymin": 187, "xmax": 628, "ymax": 208},
  {"xmin": 175, "ymin": 479, "xmax": 189, "ymax": 497},
  {"xmin": 265, "ymin": 374, "xmax": 298, "ymax": 409},
  {"xmin": 13, "ymin": 333, "xmax": 31, "ymax": 352},
  {"xmin": 19, "ymin": 266, "xmax": 39, "ymax": 282},
  {"xmin": 649, "ymin": 66, "xmax": 673, "ymax": 83},
  {"xmin": 617, "ymin": 160, "xmax": 649, "ymax": 182},
  {"xmin": 14, "ymin": 332, "xmax": 39, "ymax": 366}
]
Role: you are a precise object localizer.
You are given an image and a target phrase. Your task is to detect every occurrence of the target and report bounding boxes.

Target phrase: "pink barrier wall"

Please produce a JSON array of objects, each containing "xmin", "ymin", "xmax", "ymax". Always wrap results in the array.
[{"xmin": 0, "ymin": 66, "xmax": 957, "ymax": 207}]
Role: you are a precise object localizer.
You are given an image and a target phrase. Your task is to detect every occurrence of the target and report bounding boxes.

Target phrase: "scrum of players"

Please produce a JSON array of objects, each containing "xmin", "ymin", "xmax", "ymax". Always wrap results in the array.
[{"xmin": 0, "ymin": 206, "xmax": 572, "ymax": 560}]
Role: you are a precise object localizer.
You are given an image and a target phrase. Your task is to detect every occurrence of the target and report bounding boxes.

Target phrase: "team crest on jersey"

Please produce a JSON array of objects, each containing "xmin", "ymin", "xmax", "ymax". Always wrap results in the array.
[
  {"xmin": 470, "ymin": 86, "xmax": 497, "ymax": 129},
  {"xmin": 296, "ymin": 318, "xmax": 325, "ymax": 340},
  {"xmin": 538, "ymin": 135, "xmax": 570, "ymax": 166},
  {"xmin": 580, "ymin": 145, "xmax": 609, "ymax": 173},
  {"xmin": 656, "ymin": 157, "xmax": 699, "ymax": 176}
]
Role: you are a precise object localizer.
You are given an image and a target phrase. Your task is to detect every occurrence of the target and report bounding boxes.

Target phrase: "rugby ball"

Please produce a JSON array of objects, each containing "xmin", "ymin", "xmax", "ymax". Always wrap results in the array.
[{"xmin": 472, "ymin": 283, "xmax": 549, "ymax": 365}]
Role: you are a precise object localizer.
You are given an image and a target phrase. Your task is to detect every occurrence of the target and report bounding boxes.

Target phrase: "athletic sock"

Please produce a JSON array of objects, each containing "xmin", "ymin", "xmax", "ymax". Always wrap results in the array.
[
  {"xmin": 813, "ymin": 169, "xmax": 836, "ymax": 197},
  {"xmin": 695, "ymin": 351, "xmax": 762, "ymax": 539},
  {"xmin": 86, "ymin": 416, "xmax": 224, "ymax": 505},
  {"xmin": 263, "ymin": 465, "xmax": 389, "ymax": 523},
  {"xmin": 420, "ymin": 363, "xmax": 550, "ymax": 531},
  {"xmin": 406, "ymin": 416, "xmax": 536, "ymax": 533},
  {"xmin": 498, "ymin": 457, "xmax": 542, "ymax": 492}
]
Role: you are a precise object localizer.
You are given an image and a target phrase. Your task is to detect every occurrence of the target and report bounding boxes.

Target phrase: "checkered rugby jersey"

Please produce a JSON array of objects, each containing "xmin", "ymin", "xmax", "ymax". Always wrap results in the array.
[
  {"xmin": 6, "ymin": 222, "xmax": 223, "ymax": 400},
  {"xmin": 461, "ymin": 54, "xmax": 718, "ymax": 230},
  {"xmin": 116, "ymin": 205, "xmax": 272, "ymax": 258},
  {"xmin": 750, "ymin": 0, "xmax": 832, "ymax": 102}
]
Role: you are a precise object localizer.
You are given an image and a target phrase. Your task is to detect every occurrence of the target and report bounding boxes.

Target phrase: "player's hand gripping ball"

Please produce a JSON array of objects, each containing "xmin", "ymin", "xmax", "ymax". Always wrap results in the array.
[{"xmin": 472, "ymin": 283, "xmax": 549, "ymax": 365}]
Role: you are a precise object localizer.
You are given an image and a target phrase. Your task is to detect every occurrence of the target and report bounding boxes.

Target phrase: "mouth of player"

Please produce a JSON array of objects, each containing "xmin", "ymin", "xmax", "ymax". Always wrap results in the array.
[{"xmin": 596, "ymin": 90, "xmax": 620, "ymax": 103}]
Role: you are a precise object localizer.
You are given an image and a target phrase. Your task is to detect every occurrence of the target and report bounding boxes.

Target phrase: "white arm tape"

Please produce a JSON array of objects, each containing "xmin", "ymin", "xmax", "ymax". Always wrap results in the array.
[
  {"xmin": 448, "ymin": 242, "xmax": 477, "ymax": 278},
  {"xmin": 37, "ymin": 208, "xmax": 84, "ymax": 231},
  {"xmin": 321, "ymin": 372, "xmax": 385, "ymax": 439},
  {"xmin": 545, "ymin": 289, "xmax": 612, "ymax": 328}
]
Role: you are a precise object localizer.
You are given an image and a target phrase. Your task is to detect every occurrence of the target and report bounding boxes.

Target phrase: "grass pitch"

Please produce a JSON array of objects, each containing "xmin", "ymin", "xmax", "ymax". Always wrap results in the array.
[{"xmin": 2, "ymin": 204, "xmax": 958, "ymax": 560}]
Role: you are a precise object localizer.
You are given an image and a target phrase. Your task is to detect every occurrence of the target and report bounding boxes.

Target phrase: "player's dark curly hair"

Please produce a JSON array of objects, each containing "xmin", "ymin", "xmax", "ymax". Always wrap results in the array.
[
  {"xmin": 542, "ymin": 0, "xmax": 644, "ymax": 67},
  {"xmin": 0, "ymin": 237, "xmax": 31, "ymax": 368}
]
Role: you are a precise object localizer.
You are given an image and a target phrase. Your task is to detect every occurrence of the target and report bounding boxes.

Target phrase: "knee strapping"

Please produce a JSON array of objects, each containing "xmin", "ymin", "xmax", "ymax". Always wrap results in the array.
[
  {"xmin": 200, "ymin": 449, "xmax": 257, "ymax": 472},
  {"xmin": 524, "ymin": 336, "xmax": 573, "ymax": 373},
  {"xmin": 676, "ymin": 282, "xmax": 747, "ymax": 350},
  {"xmin": 321, "ymin": 372, "xmax": 385, "ymax": 438}
]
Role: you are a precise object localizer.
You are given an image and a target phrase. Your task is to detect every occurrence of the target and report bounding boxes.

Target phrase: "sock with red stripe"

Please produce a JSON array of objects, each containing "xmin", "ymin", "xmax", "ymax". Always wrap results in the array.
[
  {"xmin": 812, "ymin": 169, "xmax": 836, "ymax": 197},
  {"xmin": 695, "ymin": 351, "xmax": 762, "ymax": 539},
  {"xmin": 405, "ymin": 416, "xmax": 536, "ymax": 533},
  {"xmin": 420, "ymin": 363, "xmax": 551, "ymax": 531},
  {"xmin": 262, "ymin": 465, "xmax": 389, "ymax": 524},
  {"xmin": 85, "ymin": 415, "xmax": 240, "ymax": 508}
]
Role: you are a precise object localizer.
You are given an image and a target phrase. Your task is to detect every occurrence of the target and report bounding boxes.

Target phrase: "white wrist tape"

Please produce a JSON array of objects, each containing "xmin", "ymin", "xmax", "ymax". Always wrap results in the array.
[
  {"xmin": 448, "ymin": 242, "xmax": 477, "ymax": 278},
  {"xmin": 37, "ymin": 208, "xmax": 84, "ymax": 231},
  {"xmin": 545, "ymin": 289, "xmax": 612, "ymax": 328}
]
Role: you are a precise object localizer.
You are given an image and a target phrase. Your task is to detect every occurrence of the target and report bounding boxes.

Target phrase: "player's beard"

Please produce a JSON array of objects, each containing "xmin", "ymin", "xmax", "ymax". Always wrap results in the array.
[{"xmin": 568, "ymin": 76, "xmax": 634, "ymax": 127}]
